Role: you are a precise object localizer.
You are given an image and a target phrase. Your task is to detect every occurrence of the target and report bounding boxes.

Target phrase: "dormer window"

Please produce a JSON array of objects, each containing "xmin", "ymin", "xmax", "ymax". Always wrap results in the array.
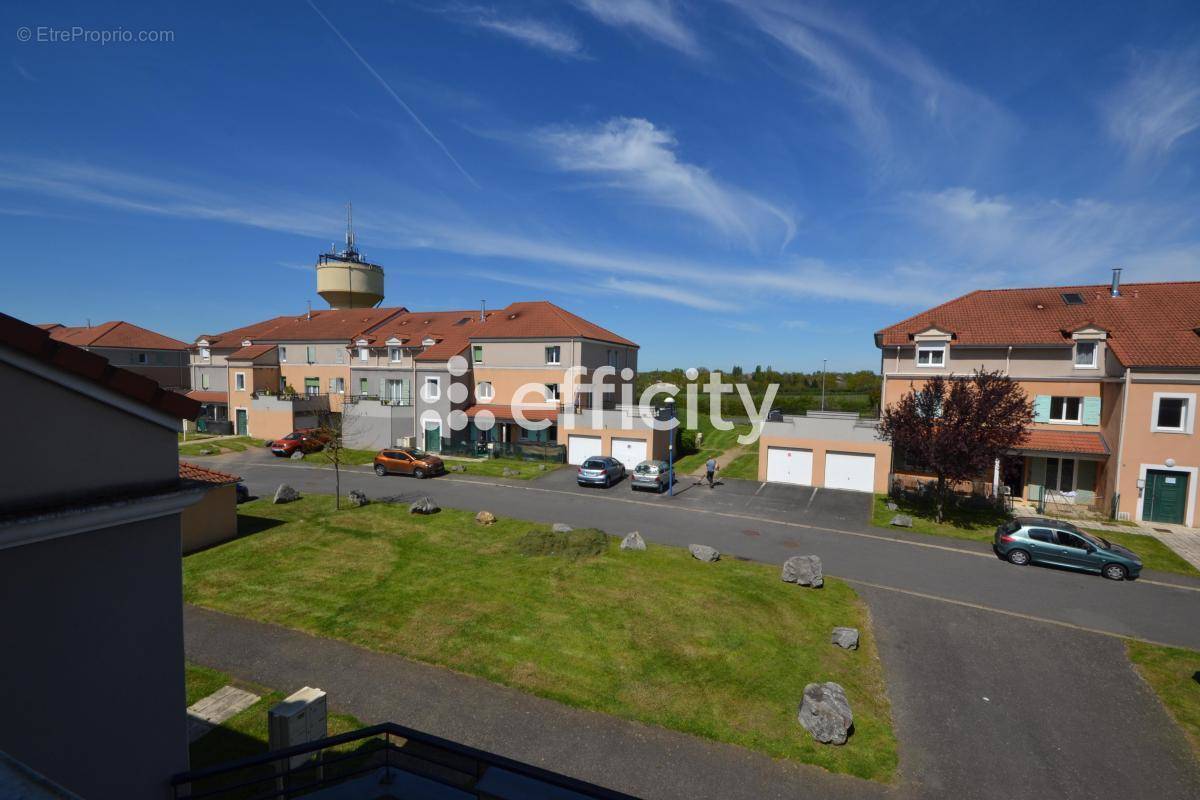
[
  {"xmin": 359, "ymin": 347, "xmax": 370, "ymax": 362},
  {"xmin": 389, "ymin": 347, "xmax": 402, "ymax": 363},
  {"xmin": 1074, "ymin": 341, "xmax": 1098, "ymax": 369},
  {"xmin": 199, "ymin": 347, "xmax": 210, "ymax": 360},
  {"xmin": 916, "ymin": 342, "xmax": 946, "ymax": 367}
]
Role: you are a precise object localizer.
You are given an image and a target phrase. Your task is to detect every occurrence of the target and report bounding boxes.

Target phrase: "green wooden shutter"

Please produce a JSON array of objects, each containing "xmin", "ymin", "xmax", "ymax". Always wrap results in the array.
[
  {"xmin": 1032, "ymin": 395, "xmax": 1051, "ymax": 422},
  {"xmin": 1082, "ymin": 396, "xmax": 1101, "ymax": 426},
  {"xmin": 1028, "ymin": 457, "xmax": 1046, "ymax": 500}
]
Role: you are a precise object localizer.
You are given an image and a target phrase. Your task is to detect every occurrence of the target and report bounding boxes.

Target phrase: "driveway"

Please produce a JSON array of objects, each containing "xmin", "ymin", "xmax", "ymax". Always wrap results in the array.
[{"xmin": 194, "ymin": 448, "xmax": 1200, "ymax": 799}]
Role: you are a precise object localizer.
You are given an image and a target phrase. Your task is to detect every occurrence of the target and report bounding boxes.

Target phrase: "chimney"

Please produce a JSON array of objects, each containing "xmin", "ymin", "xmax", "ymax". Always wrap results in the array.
[
  {"xmin": 480, "ymin": 300, "xmax": 486, "ymax": 322},
  {"xmin": 1110, "ymin": 267, "xmax": 1122, "ymax": 297},
  {"xmin": 306, "ymin": 300, "xmax": 312, "ymax": 321}
]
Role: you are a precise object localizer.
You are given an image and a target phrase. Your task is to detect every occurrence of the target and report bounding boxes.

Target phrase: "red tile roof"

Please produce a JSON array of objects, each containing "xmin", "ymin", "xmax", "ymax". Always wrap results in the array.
[
  {"xmin": 227, "ymin": 343, "xmax": 277, "ymax": 361},
  {"xmin": 876, "ymin": 282, "xmax": 1200, "ymax": 368},
  {"xmin": 471, "ymin": 301, "xmax": 637, "ymax": 347},
  {"xmin": 465, "ymin": 403, "xmax": 559, "ymax": 422},
  {"xmin": 195, "ymin": 315, "xmax": 298, "ymax": 348},
  {"xmin": 1015, "ymin": 429, "xmax": 1109, "ymax": 456},
  {"xmin": 45, "ymin": 320, "xmax": 189, "ymax": 350},
  {"xmin": 187, "ymin": 390, "xmax": 228, "ymax": 404},
  {"xmin": 179, "ymin": 460, "xmax": 241, "ymax": 485},
  {"xmin": 1, "ymin": 313, "xmax": 200, "ymax": 420}
]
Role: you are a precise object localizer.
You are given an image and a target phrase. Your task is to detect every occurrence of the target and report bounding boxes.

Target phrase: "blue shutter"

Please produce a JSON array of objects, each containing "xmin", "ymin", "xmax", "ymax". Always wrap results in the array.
[
  {"xmin": 1082, "ymin": 396, "xmax": 1101, "ymax": 426},
  {"xmin": 1033, "ymin": 395, "xmax": 1051, "ymax": 423}
]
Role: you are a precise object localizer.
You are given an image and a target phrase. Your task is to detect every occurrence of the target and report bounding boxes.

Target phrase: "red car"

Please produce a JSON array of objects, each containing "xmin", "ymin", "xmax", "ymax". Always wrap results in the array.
[{"xmin": 270, "ymin": 429, "xmax": 328, "ymax": 457}]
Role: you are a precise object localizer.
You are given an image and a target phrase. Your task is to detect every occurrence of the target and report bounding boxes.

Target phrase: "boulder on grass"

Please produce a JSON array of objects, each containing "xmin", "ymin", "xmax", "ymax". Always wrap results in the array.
[
  {"xmin": 409, "ymin": 497, "xmax": 440, "ymax": 515},
  {"xmin": 689, "ymin": 544, "xmax": 720, "ymax": 562},
  {"xmin": 890, "ymin": 514, "xmax": 913, "ymax": 527},
  {"xmin": 449, "ymin": 464, "xmax": 466, "ymax": 473},
  {"xmin": 885, "ymin": 500, "xmax": 898, "ymax": 511},
  {"xmin": 347, "ymin": 489, "xmax": 369, "ymax": 508},
  {"xmin": 781, "ymin": 555, "xmax": 823, "ymax": 588},
  {"xmin": 831, "ymin": 627, "xmax": 860, "ymax": 650},
  {"xmin": 620, "ymin": 531, "xmax": 646, "ymax": 551},
  {"xmin": 537, "ymin": 464, "xmax": 547, "ymax": 471},
  {"xmin": 273, "ymin": 484, "xmax": 301, "ymax": 504},
  {"xmin": 502, "ymin": 468, "xmax": 521, "ymax": 478},
  {"xmin": 289, "ymin": 450, "xmax": 305, "ymax": 460},
  {"xmin": 552, "ymin": 523, "xmax": 573, "ymax": 533},
  {"xmin": 797, "ymin": 682, "xmax": 853, "ymax": 745},
  {"xmin": 475, "ymin": 510, "xmax": 497, "ymax": 526}
]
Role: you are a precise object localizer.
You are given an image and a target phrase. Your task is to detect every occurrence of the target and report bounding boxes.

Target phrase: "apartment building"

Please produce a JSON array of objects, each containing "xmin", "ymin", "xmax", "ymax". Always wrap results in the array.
[
  {"xmin": 875, "ymin": 275, "xmax": 1200, "ymax": 526},
  {"xmin": 189, "ymin": 300, "xmax": 641, "ymax": 455},
  {"xmin": 39, "ymin": 320, "xmax": 190, "ymax": 390}
]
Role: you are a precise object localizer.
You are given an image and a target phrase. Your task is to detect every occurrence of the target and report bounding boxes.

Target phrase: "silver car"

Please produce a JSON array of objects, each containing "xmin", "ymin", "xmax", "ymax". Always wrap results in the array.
[
  {"xmin": 577, "ymin": 457, "xmax": 625, "ymax": 488},
  {"xmin": 631, "ymin": 460, "xmax": 674, "ymax": 493}
]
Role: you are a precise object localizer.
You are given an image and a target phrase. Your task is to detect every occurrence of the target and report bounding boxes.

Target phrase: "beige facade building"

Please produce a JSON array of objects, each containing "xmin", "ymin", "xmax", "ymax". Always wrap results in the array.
[{"xmin": 39, "ymin": 320, "xmax": 190, "ymax": 390}]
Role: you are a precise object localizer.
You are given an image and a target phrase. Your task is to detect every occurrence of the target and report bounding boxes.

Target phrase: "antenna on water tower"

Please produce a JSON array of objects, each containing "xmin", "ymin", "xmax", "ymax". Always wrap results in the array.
[{"xmin": 345, "ymin": 202, "xmax": 355, "ymax": 254}]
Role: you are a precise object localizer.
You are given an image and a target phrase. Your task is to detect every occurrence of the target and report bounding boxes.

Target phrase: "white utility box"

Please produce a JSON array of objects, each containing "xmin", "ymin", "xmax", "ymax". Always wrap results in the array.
[{"xmin": 268, "ymin": 686, "xmax": 328, "ymax": 770}]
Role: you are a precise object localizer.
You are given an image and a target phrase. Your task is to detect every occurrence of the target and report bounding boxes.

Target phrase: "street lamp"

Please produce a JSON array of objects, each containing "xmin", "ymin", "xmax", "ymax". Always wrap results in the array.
[
  {"xmin": 821, "ymin": 359, "xmax": 827, "ymax": 411},
  {"xmin": 665, "ymin": 396, "xmax": 676, "ymax": 496}
]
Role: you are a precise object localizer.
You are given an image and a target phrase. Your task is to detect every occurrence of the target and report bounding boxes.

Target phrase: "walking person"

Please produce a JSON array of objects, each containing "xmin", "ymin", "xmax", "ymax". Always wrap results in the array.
[{"xmin": 705, "ymin": 456, "xmax": 718, "ymax": 488}]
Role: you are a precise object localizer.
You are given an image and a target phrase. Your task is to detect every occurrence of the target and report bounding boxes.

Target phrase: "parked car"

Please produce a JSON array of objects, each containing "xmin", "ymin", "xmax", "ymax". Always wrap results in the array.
[
  {"xmin": 993, "ymin": 517, "xmax": 1142, "ymax": 580},
  {"xmin": 269, "ymin": 429, "xmax": 328, "ymax": 458},
  {"xmin": 630, "ymin": 460, "xmax": 674, "ymax": 493},
  {"xmin": 373, "ymin": 448, "xmax": 445, "ymax": 479},
  {"xmin": 577, "ymin": 457, "xmax": 626, "ymax": 488}
]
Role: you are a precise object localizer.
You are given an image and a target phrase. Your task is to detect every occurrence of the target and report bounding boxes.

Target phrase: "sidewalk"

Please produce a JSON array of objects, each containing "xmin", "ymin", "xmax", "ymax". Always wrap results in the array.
[{"xmin": 184, "ymin": 605, "xmax": 884, "ymax": 800}]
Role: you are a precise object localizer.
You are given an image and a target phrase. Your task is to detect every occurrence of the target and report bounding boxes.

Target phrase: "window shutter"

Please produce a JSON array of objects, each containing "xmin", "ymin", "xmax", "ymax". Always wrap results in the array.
[
  {"xmin": 1082, "ymin": 396, "xmax": 1101, "ymax": 426},
  {"xmin": 1028, "ymin": 458, "xmax": 1046, "ymax": 500},
  {"xmin": 1032, "ymin": 395, "xmax": 1051, "ymax": 423}
]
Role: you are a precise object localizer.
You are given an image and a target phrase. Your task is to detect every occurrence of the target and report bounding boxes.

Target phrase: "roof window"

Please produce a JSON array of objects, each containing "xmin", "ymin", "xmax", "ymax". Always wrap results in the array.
[{"xmin": 1061, "ymin": 292, "xmax": 1085, "ymax": 305}]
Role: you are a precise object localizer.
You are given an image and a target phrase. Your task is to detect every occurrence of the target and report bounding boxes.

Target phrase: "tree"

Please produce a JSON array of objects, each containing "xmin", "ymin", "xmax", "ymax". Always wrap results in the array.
[
  {"xmin": 877, "ymin": 370, "xmax": 1032, "ymax": 522},
  {"xmin": 317, "ymin": 405, "xmax": 363, "ymax": 511}
]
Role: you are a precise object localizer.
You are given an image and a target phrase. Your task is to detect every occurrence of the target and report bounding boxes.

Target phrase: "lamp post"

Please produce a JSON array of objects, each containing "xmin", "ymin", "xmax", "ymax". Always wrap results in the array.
[
  {"xmin": 665, "ymin": 396, "xmax": 676, "ymax": 496},
  {"xmin": 821, "ymin": 359, "xmax": 827, "ymax": 411}
]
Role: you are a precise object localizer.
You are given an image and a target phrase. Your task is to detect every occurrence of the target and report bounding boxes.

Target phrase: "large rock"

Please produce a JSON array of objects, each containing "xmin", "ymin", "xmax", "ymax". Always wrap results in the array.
[
  {"xmin": 475, "ymin": 510, "xmax": 497, "ymax": 526},
  {"xmin": 620, "ymin": 531, "xmax": 646, "ymax": 551},
  {"xmin": 689, "ymin": 544, "xmax": 720, "ymax": 562},
  {"xmin": 409, "ymin": 497, "xmax": 440, "ymax": 515},
  {"xmin": 889, "ymin": 514, "xmax": 913, "ymax": 527},
  {"xmin": 797, "ymin": 682, "xmax": 854, "ymax": 745},
  {"xmin": 885, "ymin": 500, "xmax": 898, "ymax": 511},
  {"xmin": 552, "ymin": 523, "xmax": 573, "ymax": 533},
  {"xmin": 273, "ymin": 484, "xmax": 300, "ymax": 504},
  {"xmin": 831, "ymin": 627, "xmax": 860, "ymax": 650},
  {"xmin": 781, "ymin": 555, "xmax": 823, "ymax": 588},
  {"xmin": 448, "ymin": 464, "xmax": 467, "ymax": 473},
  {"xmin": 347, "ymin": 489, "xmax": 369, "ymax": 508},
  {"xmin": 289, "ymin": 450, "xmax": 305, "ymax": 460}
]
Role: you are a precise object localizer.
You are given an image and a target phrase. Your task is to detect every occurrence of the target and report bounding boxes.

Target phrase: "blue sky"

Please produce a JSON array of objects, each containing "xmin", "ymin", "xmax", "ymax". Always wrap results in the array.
[{"xmin": 2, "ymin": 1, "xmax": 1198, "ymax": 370}]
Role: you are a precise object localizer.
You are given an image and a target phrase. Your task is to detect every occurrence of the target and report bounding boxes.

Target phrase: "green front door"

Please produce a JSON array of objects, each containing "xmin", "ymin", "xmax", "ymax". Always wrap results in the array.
[
  {"xmin": 424, "ymin": 424, "xmax": 441, "ymax": 452},
  {"xmin": 1144, "ymin": 470, "xmax": 1188, "ymax": 524},
  {"xmin": 235, "ymin": 408, "xmax": 248, "ymax": 436}
]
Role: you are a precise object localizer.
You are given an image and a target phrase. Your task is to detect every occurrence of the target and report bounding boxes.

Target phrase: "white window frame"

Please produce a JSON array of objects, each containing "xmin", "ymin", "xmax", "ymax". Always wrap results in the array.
[
  {"xmin": 1044, "ymin": 456, "xmax": 1078, "ymax": 493},
  {"xmin": 389, "ymin": 347, "xmax": 402, "ymax": 363},
  {"xmin": 235, "ymin": 372, "xmax": 246, "ymax": 391},
  {"xmin": 473, "ymin": 345, "xmax": 483, "ymax": 364},
  {"xmin": 423, "ymin": 376, "xmax": 442, "ymax": 402},
  {"xmin": 476, "ymin": 381, "xmax": 495, "ymax": 401},
  {"xmin": 1048, "ymin": 396, "xmax": 1083, "ymax": 424},
  {"xmin": 545, "ymin": 345, "xmax": 561, "ymax": 365},
  {"xmin": 201, "ymin": 373, "xmax": 210, "ymax": 390},
  {"xmin": 306, "ymin": 345, "xmax": 316, "ymax": 364},
  {"xmin": 916, "ymin": 343, "xmax": 946, "ymax": 367},
  {"xmin": 279, "ymin": 346, "xmax": 287, "ymax": 363},
  {"xmin": 359, "ymin": 347, "xmax": 370, "ymax": 362},
  {"xmin": 1151, "ymin": 393, "xmax": 1195, "ymax": 434},
  {"xmin": 330, "ymin": 377, "xmax": 345, "ymax": 394},
  {"xmin": 199, "ymin": 347, "xmax": 210, "ymax": 361},
  {"xmin": 1073, "ymin": 341, "xmax": 1098, "ymax": 369},
  {"xmin": 545, "ymin": 383, "xmax": 560, "ymax": 401}
]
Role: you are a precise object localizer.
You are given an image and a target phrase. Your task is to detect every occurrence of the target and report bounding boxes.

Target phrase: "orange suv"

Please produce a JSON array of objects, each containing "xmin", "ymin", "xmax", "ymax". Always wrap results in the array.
[
  {"xmin": 270, "ymin": 429, "xmax": 329, "ymax": 458},
  {"xmin": 373, "ymin": 448, "xmax": 445, "ymax": 479}
]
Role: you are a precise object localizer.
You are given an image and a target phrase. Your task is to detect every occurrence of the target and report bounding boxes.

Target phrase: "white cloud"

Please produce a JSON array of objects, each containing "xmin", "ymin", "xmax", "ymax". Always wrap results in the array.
[
  {"xmin": 574, "ymin": 0, "xmax": 700, "ymax": 56},
  {"xmin": 534, "ymin": 117, "xmax": 795, "ymax": 251},
  {"xmin": 779, "ymin": 319, "xmax": 809, "ymax": 329},
  {"xmin": 1104, "ymin": 46, "xmax": 1200, "ymax": 162},
  {"xmin": 601, "ymin": 278, "xmax": 737, "ymax": 311},
  {"xmin": 474, "ymin": 16, "xmax": 584, "ymax": 56},
  {"xmin": 722, "ymin": 320, "xmax": 765, "ymax": 334}
]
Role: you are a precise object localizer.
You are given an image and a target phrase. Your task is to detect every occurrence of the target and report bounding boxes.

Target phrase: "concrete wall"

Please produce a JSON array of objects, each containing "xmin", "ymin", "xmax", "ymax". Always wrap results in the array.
[
  {"xmin": 248, "ymin": 394, "xmax": 325, "ymax": 441},
  {"xmin": 0, "ymin": 516, "xmax": 189, "ymax": 800},
  {"xmin": 881, "ymin": 343, "xmax": 1118, "ymax": 379},
  {"xmin": 757, "ymin": 413, "xmax": 891, "ymax": 492},
  {"xmin": 181, "ymin": 484, "xmax": 238, "ymax": 554},
  {"xmin": 343, "ymin": 400, "xmax": 416, "ymax": 450},
  {"xmin": 192, "ymin": 364, "xmax": 228, "ymax": 392},
  {"xmin": 88, "ymin": 346, "xmax": 190, "ymax": 390},
  {"xmin": 0, "ymin": 361, "xmax": 178, "ymax": 513},
  {"xmin": 560, "ymin": 409, "xmax": 672, "ymax": 461}
]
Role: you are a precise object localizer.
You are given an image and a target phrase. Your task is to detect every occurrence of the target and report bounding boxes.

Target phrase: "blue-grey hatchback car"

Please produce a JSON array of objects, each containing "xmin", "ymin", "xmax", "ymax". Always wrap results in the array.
[{"xmin": 993, "ymin": 517, "xmax": 1142, "ymax": 580}]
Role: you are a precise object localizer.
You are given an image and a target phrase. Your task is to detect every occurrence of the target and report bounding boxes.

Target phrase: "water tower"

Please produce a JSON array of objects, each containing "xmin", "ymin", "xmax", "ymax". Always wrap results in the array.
[{"xmin": 316, "ymin": 203, "xmax": 385, "ymax": 309}]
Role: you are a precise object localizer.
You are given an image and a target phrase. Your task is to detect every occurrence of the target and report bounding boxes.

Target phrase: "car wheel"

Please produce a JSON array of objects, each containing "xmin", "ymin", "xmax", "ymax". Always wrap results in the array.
[
  {"xmin": 603, "ymin": 476, "xmax": 611, "ymax": 488},
  {"xmin": 374, "ymin": 464, "xmax": 387, "ymax": 477},
  {"xmin": 1007, "ymin": 549, "xmax": 1031, "ymax": 566},
  {"xmin": 1102, "ymin": 563, "xmax": 1127, "ymax": 581},
  {"xmin": 413, "ymin": 468, "xmax": 427, "ymax": 480}
]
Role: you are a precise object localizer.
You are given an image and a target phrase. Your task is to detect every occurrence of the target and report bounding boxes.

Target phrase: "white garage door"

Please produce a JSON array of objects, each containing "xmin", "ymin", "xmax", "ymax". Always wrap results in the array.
[
  {"xmin": 610, "ymin": 437, "xmax": 648, "ymax": 470},
  {"xmin": 824, "ymin": 452, "xmax": 875, "ymax": 493},
  {"xmin": 766, "ymin": 447, "xmax": 813, "ymax": 485},
  {"xmin": 567, "ymin": 435, "xmax": 603, "ymax": 465}
]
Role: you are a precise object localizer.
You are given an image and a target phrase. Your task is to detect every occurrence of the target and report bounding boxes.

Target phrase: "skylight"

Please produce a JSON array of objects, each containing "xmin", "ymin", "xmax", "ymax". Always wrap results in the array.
[{"xmin": 1061, "ymin": 292, "xmax": 1084, "ymax": 305}]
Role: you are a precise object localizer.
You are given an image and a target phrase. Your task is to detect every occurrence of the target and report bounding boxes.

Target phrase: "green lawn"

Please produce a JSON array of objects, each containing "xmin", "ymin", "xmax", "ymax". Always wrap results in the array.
[
  {"xmin": 178, "ymin": 432, "xmax": 216, "ymax": 443},
  {"xmin": 1126, "ymin": 641, "xmax": 1200, "ymax": 758},
  {"xmin": 186, "ymin": 662, "xmax": 364, "ymax": 796},
  {"xmin": 674, "ymin": 416, "xmax": 754, "ymax": 474},
  {"xmin": 179, "ymin": 436, "xmax": 266, "ymax": 458},
  {"xmin": 721, "ymin": 451, "xmax": 760, "ymax": 481},
  {"xmin": 871, "ymin": 494, "xmax": 1200, "ymax": 577},
  {"xmin": 441, "ymin": 456, "xmax": 563, "ymax": 480},
  {"xmin": 185, "ymin": 497, "xmax": 897, "ymax": 781}
]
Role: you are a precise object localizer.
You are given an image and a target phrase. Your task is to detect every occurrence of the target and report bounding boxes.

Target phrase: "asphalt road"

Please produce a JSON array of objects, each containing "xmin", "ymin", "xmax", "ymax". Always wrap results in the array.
[{"xmin": 196, "ymin": 449, "xmax": 1200, "ymax": 799}]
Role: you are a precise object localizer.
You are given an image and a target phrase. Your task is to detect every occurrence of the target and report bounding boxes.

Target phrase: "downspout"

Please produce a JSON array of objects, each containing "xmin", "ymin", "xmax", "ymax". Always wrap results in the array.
[
  {"xmin": 1112, "ymin": 366, "xmax": 1132, "ymax": 519},
  {"xmin": 1005, "ymin": 345, "xmax": 1012, "ymax": 376}
]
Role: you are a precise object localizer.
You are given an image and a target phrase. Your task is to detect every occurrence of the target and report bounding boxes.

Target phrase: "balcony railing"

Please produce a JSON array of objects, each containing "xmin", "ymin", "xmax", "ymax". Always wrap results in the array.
[
  {"xmin": 343, "ymin": 394, "xmax": 413, "ymax": 407},
  {"xmin": 170, "ymin": 720, "xmax": 636, "ymax": 800}
]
